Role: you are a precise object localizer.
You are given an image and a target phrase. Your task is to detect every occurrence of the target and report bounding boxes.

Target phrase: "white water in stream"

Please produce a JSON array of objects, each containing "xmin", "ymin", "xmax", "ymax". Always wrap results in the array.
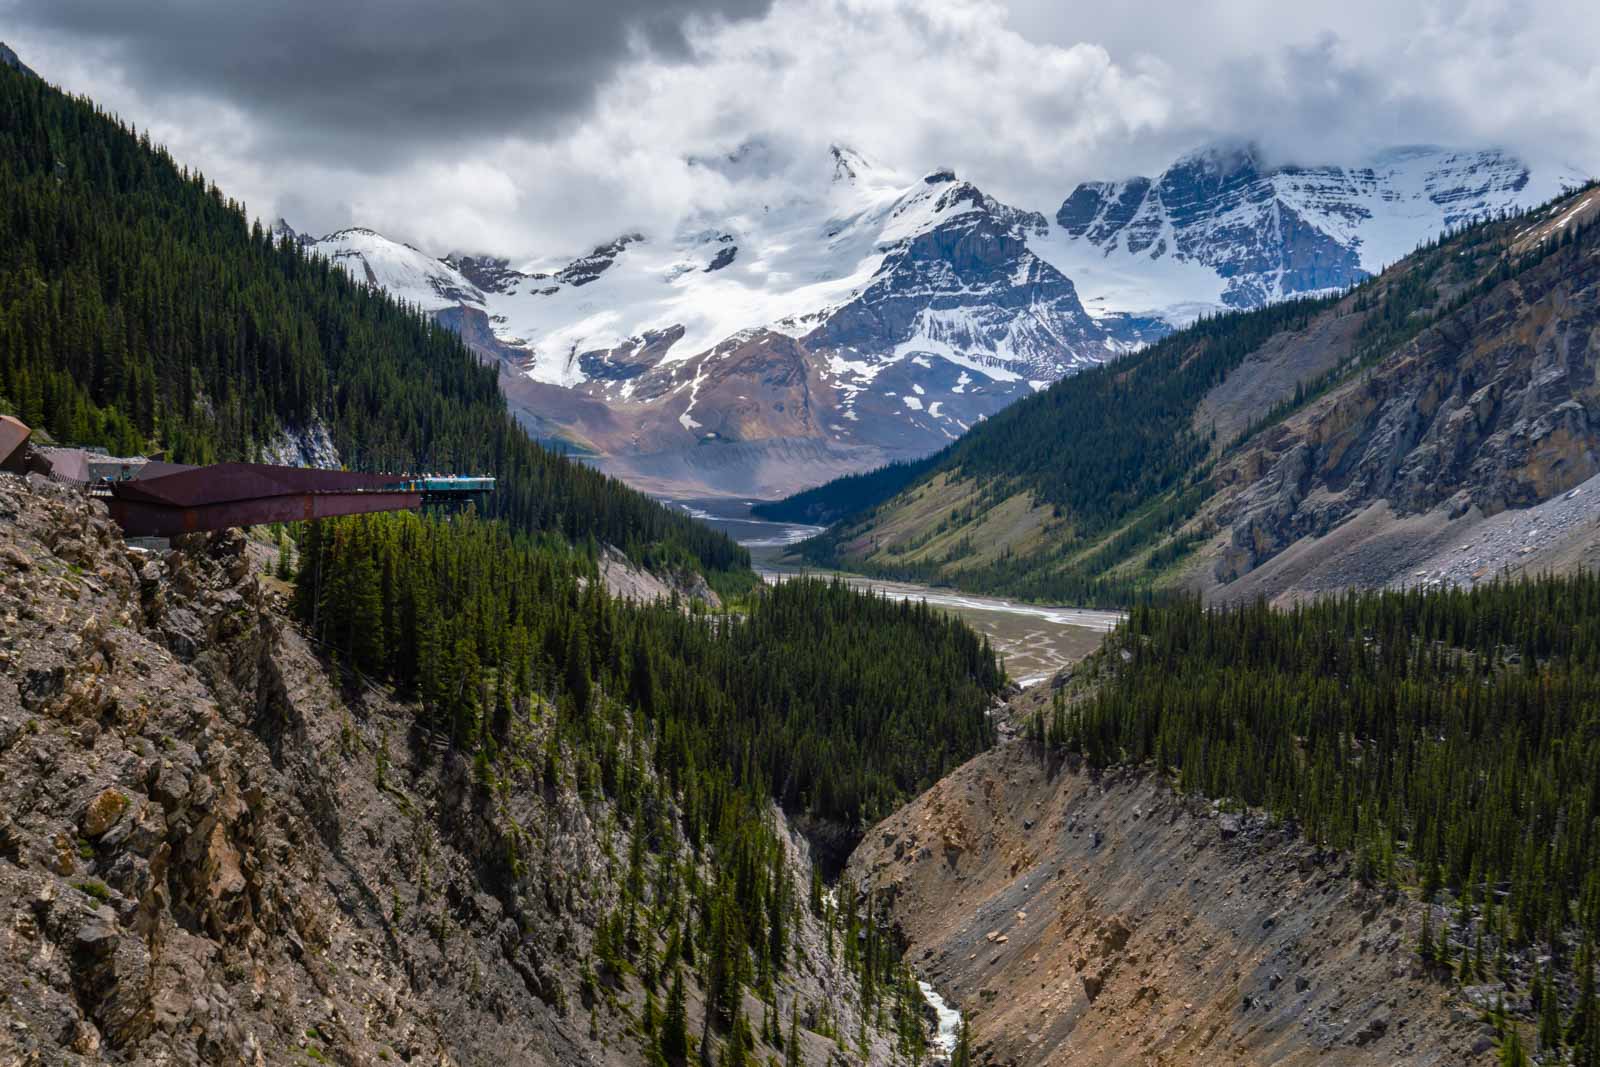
[{"xmin": 918, "ymin": 980, "xmax": 962, "ymax": 1059}]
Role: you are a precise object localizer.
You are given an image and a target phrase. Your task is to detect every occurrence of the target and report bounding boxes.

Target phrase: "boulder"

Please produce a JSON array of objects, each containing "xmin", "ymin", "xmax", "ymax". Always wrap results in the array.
[{"xmin": 82, "ymin": 788, "xmax": 130, "ymax": 838}]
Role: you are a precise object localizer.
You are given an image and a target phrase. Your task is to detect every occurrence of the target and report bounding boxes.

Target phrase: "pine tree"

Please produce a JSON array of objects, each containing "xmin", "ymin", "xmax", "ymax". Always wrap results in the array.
[
  {"xmin": 275, "ymin": 526, "xmax": 294, "ymax": 580},
  {"xmin": 952, "ymin": 1019, "xmax": 973, "ymax": 1067},
  {"xmin": 705, "ymin": 891, "xmax": 741, "ymax": 1031},
  {"xmin": 565, "ymin": 622, "xmax": 592, "ymax": 716},
  {"xmin": 1572, "ymin": 939, "xmax": 1598, "ymax": 1056},
  {"xmin": 717, "ymin": 1007, "xmax": 754, "ymax": 1067},
  {"xmin": 1541, "ymin": 972, "xmax": 1563, "ymax": 1054},
  {"xmin": 643, "ymin": 985, "xmax": 661, "ymax": 1038},
  {"xmin": 1501, "ymin": 1027, "xmax": 1528, "ymax": 1067},
  {"xmin": 785, "ymin": 1003, "xmax": 805, "ymax": 1067},
  {"xmin": 1419, "ymin": 905, "xmax": 1437, "ymax": 968},
  {"xmin": 662, "ymin": 969, "xmax": 690, "ymax": 1065},
  {"xmin": 767, "ymin": 866, "xmax": 788, "ymax": 975}
]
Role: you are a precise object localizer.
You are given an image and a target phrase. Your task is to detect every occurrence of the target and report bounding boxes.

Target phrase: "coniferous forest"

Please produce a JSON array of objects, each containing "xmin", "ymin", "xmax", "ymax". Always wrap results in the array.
[
  {"xmin": 295, "ymin": 511, "xmax": 1003, "ymax": 831},
  {"xmin": 0, "ymin": 61, "xmax": 744, "ymax": 577},
  {"xmin": 290, "ymin": 510, "xmax": 1003, "ymax": 1063},
  {"xmin": 751, "ymin": 453, "xmax": 943, "ymax": 526},
  {"xmin": 0, "ymin": 55, "xmax": 1021, "ymax": 1061},
  {"xmin": 1031, "ymin": 575, "xmax": 1600, "ymax": 1061},
  {"xmin": 18, "ymin": 30, "xmax": 1600, "ymax": 1065}
]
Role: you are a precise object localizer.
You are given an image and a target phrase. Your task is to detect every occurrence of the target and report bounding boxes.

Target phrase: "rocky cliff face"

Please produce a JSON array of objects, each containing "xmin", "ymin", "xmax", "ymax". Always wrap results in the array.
[
  {"xmin": 0, "ymin": 476, "xmax": 896, "ymax": 1065},
  {"xmin": 1208, "ymin": 189, "xmax": 1600, "ymax": 593},
  {"xmin": 848, "ymin": 699, "xmax": 1498, "ymax": 1066}
]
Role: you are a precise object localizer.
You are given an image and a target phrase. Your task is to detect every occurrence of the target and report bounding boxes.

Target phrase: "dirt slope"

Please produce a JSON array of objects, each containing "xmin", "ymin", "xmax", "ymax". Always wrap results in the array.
[{"xmin": 849, "ymin": 733, "xmax": 1497, "ymax": 1066}]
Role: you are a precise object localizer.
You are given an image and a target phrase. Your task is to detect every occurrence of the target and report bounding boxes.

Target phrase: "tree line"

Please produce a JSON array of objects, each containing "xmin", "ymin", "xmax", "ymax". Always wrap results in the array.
[{"xmin": 293, "ymin": 509, "xmax": 1004, "ymax": 834}]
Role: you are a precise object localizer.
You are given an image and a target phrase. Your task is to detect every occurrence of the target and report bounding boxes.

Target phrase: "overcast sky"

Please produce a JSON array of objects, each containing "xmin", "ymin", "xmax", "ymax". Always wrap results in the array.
[{"xmin": 5, "ymin": 0, "xmax": 1597, "ymax": 261}]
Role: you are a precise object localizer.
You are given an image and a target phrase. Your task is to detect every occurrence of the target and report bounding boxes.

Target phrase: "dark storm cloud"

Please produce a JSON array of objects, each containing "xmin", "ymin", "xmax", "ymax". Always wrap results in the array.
[
  {"xmin": 5, "ymin": 0, "xmax": 1593, "ymax": 259},
  {"xmin": 6, "ymin": 0, "xmax": 772, "ymax": 163}
]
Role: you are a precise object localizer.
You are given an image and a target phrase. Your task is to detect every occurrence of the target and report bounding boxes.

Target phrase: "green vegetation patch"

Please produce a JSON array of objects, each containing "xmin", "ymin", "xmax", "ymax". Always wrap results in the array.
[{"xmin": 295, "ymin": 510, "xmax": 1003, "ymax": 829}]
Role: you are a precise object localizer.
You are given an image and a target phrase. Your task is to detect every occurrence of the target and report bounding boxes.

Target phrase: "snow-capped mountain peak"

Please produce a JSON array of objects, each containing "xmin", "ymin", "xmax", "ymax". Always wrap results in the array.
[
  {"xmin": 829, "ymin": 144, "xmax": 874, "ymax": 184},
  {"xmin": 1041, "ymin": 141, "xmax": 1585, "ymax": 319},
  {"xmin": 297, "ymin": 140, "xmax": 1588, "ymax": 496},
  {"xmin": 311, "ymin": 228, "xmax": 485, "ymax": 312}
]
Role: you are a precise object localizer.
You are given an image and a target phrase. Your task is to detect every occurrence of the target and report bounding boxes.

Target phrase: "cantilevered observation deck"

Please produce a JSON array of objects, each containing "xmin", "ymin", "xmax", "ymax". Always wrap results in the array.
[
  {"xmin": 1, "ymin": 417, "xmax": 492, "ymax": 536},
  {"xmin": 102, "ymin": 464, "xmax": 494, "ymax": 537}
]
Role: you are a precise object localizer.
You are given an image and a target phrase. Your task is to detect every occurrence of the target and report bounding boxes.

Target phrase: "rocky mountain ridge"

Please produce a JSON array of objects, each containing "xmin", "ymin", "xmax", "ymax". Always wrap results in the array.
[
  {"xmin": 1052, "ymin": 142, "xmax": 1584, "ymax": 316},
  {"xmin": 0, "ymin": 42, "xmax": 36, "ymax": 80},
  {"xmin": 1202, "ymin": 185, "xmax": 1600, "ymax": 600},
  {"xmin": 289, "ymin": 142, "xmax": 1580, "ymax": 497},
  {"xmin": 847, "ymin": 687, "xmax": 1510, "ymax": 1066}
]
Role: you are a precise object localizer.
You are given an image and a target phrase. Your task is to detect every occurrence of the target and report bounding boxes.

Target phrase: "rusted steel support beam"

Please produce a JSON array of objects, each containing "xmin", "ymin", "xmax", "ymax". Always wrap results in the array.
[{"xmin": 106, "ymin": 490, "xmax": 423, "ymax": 537}]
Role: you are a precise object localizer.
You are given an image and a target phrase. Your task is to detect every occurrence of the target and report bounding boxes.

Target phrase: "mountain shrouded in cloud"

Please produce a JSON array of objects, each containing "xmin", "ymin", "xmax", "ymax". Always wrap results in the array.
[
  {"xmin": 5, "ymin": 0, "xmax": 1594, "ymax": 498},
  {"xmin": 277, "ymin": 138, "xmax": 1580, "ymax": 498},
  {"xmin": 7, "ymin": 0, "xmax": 1596, "ymax": 258}
]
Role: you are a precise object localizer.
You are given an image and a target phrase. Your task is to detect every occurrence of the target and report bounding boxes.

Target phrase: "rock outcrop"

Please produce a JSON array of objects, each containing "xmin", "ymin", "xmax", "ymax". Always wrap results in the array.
[
  {"xmin": 1210, "ymin": 201, "xmax": 1600, "ymax": 586},
  {"xmin": 0, "ymin": 475, "xmax": 891, "ymax": 1064},
  {"xmin": 848, "ymin": 719, "xmax": 1498, "ymax": 1066}
]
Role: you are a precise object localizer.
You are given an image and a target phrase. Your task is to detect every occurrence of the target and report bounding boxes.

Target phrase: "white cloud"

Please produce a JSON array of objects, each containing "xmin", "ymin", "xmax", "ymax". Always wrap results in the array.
[{"xmin": 6, "ymin": 0, "xmax": 1597, "ymax": 261}]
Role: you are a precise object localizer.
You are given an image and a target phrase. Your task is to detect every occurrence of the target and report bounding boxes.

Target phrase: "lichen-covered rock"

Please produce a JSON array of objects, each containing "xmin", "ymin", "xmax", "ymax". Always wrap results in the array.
[{"xmin": 82, "ymin": 788, "xmax": 130, "ymax": 838}]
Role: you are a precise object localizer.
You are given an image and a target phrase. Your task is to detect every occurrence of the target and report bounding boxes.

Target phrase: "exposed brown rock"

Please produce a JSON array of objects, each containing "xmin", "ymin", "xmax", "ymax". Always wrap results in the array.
[
  {"xmin": 849, "ymin": 728, "xmax": 1493, "ymax": 1065},
  {"xmin": 81, "ymin": 789, "xmax": 129, "ymax": 839}
]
